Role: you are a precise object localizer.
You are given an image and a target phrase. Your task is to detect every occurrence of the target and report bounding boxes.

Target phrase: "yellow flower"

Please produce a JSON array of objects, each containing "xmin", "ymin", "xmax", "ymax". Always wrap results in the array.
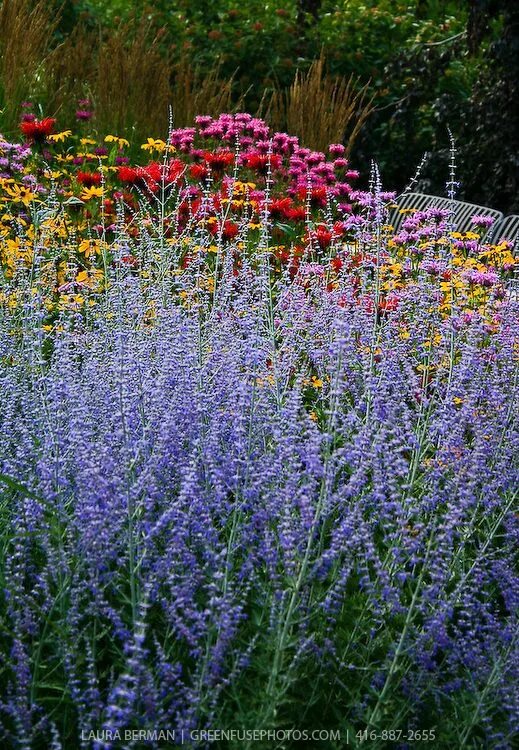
[
  {"xmin": 80, "ymin": 138, "xmax": 96, "ymax": 146},
  {"xmin": 48, "ymin": 130, "xmax": 72, "ymax": 143},
  {"xmin": 76, "ymin": 268, "xmax": 103, "ymax": 286},
  {"xmin": 5, "ymin": 292, "xmax": 19, "ymax": 310},
  {"xmin": 3, "ymin": 183, "xmax": 36, "ymax": 207},
  {"xmin": 423, "ymin": 332, "xmax": 442, "ymax": 349},
  {"xmin": 311, "ymin": 376, "xmax": 323, "ymax": 388},
  {"xmin": 43, "ymin": 170, "xmax": 63, "ymax": 180},
  {"xmin": 84, "ymin": 152, "xmax": 107, "ymax": 160},
  {"xmin": 105, "ymin": 134, "xmax": 129, "ymax": 149},
  {"xmin": 78, "ymin": 239, "xmax": 104, "ymax": 258},
  {"xmin": 140, "ymin": 138, "xmax": 168, "ymax": 153},
  {"xmin": 440, "ymin": 276, "xmax": 465, "ymax": 293},
  {"xmin": 79, "ymin": 186, "xmax": 103, "ymax": 201},
  {"xmin": 1, "ymin": 237, "xmax": 33, "ymax": 275},
  {"xmin": 59, "ymin": 293, "xmax": 85, "ymax": 309},
  {"xmin": 232, "ymin": 181, "xmax": 256, "ymax": 195}
]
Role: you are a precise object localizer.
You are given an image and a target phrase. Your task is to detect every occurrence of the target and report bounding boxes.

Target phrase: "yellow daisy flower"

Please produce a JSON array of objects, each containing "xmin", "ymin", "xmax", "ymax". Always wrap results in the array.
[
  {"xmin": 48, "ymin": 130, "xmax": 72, "ymax": 143},
  {"xmin": 105, "ymin": 135, "xmax": 130, "ymax": 149},
  {"xmin": 79, "ymin": 186, "xmax": 104, "ymax": 201}
]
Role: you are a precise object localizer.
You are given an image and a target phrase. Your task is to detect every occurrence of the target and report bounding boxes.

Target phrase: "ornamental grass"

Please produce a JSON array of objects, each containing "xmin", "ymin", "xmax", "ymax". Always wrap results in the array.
[{"xmin": 262, "ymin": 54, "xmax": 376, "ymax": 155}]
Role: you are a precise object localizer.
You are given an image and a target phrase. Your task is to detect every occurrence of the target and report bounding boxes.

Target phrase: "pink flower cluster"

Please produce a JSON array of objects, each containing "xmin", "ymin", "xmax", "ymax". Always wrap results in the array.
[{"xmin": 167, "ymin": 113, "xmax": 369, "ymax": 216}]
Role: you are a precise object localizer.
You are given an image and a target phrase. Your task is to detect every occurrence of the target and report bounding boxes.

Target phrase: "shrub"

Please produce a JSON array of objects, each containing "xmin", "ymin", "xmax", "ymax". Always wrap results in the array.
[{"xmin": 0, "ymin": 114, "xmax": 517, "ymax": 748}]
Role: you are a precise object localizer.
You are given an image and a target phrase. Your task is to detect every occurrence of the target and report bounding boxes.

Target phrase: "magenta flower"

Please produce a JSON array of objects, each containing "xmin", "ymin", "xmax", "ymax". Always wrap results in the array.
[
  {"xmin": 75, "ymin": 109, "xmax": 93, "ymax": 121},
  {"xmin": 471, "ymin": 214, "xmax": 495, "ymax": 228}
]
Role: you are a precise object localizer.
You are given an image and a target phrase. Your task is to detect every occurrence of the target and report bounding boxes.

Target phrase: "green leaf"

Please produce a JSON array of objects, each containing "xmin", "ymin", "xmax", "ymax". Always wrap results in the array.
[{"xmin": 0, "ymin": 472, "xmax": 42, "ymax": 500}]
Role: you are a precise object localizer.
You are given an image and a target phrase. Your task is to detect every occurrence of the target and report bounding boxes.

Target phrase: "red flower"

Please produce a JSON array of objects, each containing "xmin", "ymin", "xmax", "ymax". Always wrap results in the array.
[
  {"xmin": 118, "ymin": 166, "xmax": 139, "ymax": 184},
  {"xmin": 178, "ymin": 198, "xmax": 201, "ymax": 220},
  {"xmin": 268, "ymin": 197, "xmax": 293, "ymax": 220},
  {"xmin": 203, "ymin": 150, "xmax": 234, "ymax": 173},
  {"xmin": 190, "ymin": 163, "xmax": 209, "ymax": 181},
  {"xmin": 286, "ymin": 206, "xmax": 306, "ymax": 223},
  {"xmin": 103, "ymin": 198, "xmax": 115, "ymax": 214},
  {"xmin": 77, "ymin": 171, "xmax": 102, "ymax": 187},
  {"xmin": 213, "ymin": 194, "xmax": 229, "ymax": 212},
  {"xmin": 208, "ymin": 220, "xmax": 239, "ymax": 240},
  {"xmin": 308, "ymin": 224, "xmax": 333, "ymax": 250},
  {"xmin": 222, "ymin": 221, "xmax": 240, "ymax": 240},
  {"xmin": 273, "ymin": 246, "xmax": 291, "ymax": 264},
  {"xmin": 333, "ymin": 220, "xmax": 348, "ymax": 236},
  {"xmin": 243, "ymin": 152, "xmax": 282, "ymax": 175},
  {"xmin": 118, "ymin": 162, "xmax": 183, "ymax": 191},
  {"xmin": 296, "ymin": 186, "xmax": 327, "ymax": 208},
  {"xmin": 331, "ymin": 256, "xmax": 343, "ymax": 272},
  {"xmin": 167, "ymin": 159, "xmax": 185, "ymax": 184},
  {"xmin": 20, "ymin": 117, "xmax": 56, "ymax": 142},
  {"xmin": 377, "ymin": 296, "xmax": 399, "ymax": 316},
  {"xmin": 140, "ymin": 162, "xmax": 162, "ymax": 186},
  {"xmin": 289, "ymin": 257, "xmax": 301, "ymax": 279}
]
